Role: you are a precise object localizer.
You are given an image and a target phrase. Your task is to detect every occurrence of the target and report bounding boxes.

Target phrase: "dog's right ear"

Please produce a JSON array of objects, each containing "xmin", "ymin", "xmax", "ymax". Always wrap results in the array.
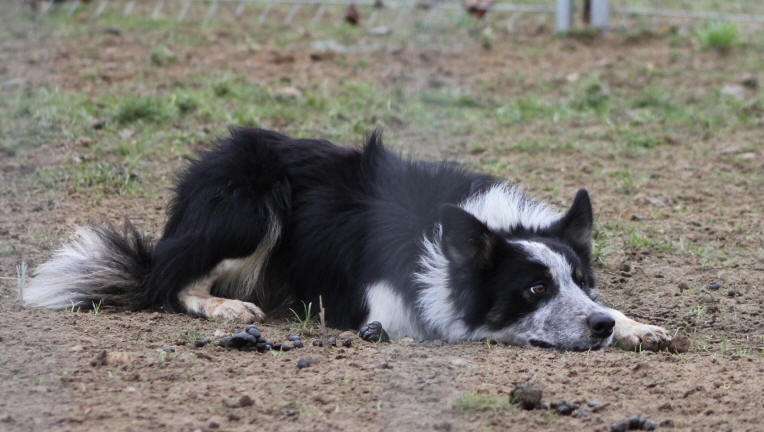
[{"xmin": 439, "ymin": 205, "xmax": 498, "ymax": 269}]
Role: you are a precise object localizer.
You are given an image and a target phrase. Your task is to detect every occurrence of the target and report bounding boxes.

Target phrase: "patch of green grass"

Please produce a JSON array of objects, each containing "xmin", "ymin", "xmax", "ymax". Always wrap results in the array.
[
  {"xmin": 696, "ymin": 22, "xmax": 742, "ymax": 54},
  {"xmin": 626, "ymin": 227, "xmax": 675, "ymax": 253},
  {"xmin": 421, "ymin": 90, "xmax": 482, "ymax": 108},
  {"xmin": 496, "ymin": 97, "xmax": 560, "ymax": 126},
  {"xmin": 113, "ymin": 95, "xmax": 175, "ymax": 124},
  {"xmin": 149, "ymin": 44, "xmax": 177, "ymax": 67},
  {"xmin": 572, "ymin": 76, "xmax": 609, "ymax": 114},
  {"xmin": 69, "ymin": 160, "xmax": 144, "ymax": 196},
  {"xmin": 289, "ymin": 301, "xmax": 318, "ymax": 334},
  {"xmin": 453, "ymin": 392, "xmax": 510, "ymax": 412}
]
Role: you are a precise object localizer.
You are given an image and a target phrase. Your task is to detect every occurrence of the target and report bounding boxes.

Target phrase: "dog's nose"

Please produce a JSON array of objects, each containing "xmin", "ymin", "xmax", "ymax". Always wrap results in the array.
[{"xmin": 587, "ymin": 313, "xmax": 615, "ymax": 338}]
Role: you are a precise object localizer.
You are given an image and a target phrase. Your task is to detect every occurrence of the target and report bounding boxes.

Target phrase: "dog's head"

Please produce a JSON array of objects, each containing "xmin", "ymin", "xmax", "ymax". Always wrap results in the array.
[{"xmin": 438, "ymin": 189, "xmax": 615, "ymax": 351}]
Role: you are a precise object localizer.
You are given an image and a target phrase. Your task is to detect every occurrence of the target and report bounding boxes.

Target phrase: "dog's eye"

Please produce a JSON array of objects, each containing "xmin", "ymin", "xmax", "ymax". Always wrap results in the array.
[{"xmin": 529, "ymin": 284, "xmax": 546, "ymax": 296}]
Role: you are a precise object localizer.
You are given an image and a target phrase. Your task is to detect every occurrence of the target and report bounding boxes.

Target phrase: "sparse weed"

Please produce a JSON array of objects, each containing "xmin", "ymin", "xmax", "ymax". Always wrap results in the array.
[
  {"xmin": 91, "ymin": 299, "xmax": 102, "ymax": 314},
  {"xmin": 696, "ymin": 22, "xmax": 741, "ymax": 54},
  {"xmin": 113, "ymin": 96, "xmax": 173, "ymax": 124},
  {"xmin": 289, "ymin": 301, "xmax": 317, "ymax": 333}
]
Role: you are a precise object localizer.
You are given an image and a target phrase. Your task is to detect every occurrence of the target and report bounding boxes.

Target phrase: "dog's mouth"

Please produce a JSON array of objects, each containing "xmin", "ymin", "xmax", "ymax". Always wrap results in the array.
[{"xmin": 529, "ymin": 339, "xmax": 605, "ymax": 352}]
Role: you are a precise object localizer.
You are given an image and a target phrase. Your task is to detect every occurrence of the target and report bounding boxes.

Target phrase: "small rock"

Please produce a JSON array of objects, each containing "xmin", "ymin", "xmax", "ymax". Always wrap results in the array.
[
  {"xmin": 619, "ymin": 263, "xmax": 631, "ymax": 273},
  {"xmin": 271, "ymin": 343, "xmax": 291, "ymax": 352},
  {"xmin": 297, "ymin": 358, "xmax": 316, "ymax": 369},
  {"xmin": 293, "ymin": 339, "xmax": 304, "ymax": 348},
  {"xmin": 91, "ymin": 118, "xmax": 107, "ymax": 129},
  {"xmin": 727, "ymin": 290, "xmax": 736, "ymax": 297},
  {"xmin": 312, "ymin": 339, "xmax": 323, "ymax": 347},
  {"xmin": 369, "ymin": 26, "xmax": 392, "ymax": 36},
  {"xmin": 510, "ymin": 383, "xmax": 542, "ymax": 410},
  {"xmin": 328, "ymin": 337, "xmax": 337, "ymax": 347},
  {"xmin": 720, "ymin": 84, "xmax": 747, "ymax": 100},
  {"xmin": 708, "ymin": 283, "xmax": 721, "ymax": 291},
  {"xmin": 238, "ymin": 395, "xmax": 253, "ymax": 407},
  {"xmin": 342, "ymin": 338, "xmax": 352, "ymax": 348},
  {"xmin": 668, "ymin": 335, "xmax": 690, "ymax": 353},
  {"xmin": 587, "ymin": 400, "xmax": 609, "ymax": 412},
  {"xmin": 275, "ymin": 86, "xmax": 302, "ymax": 99},
  {"xmin": 740, "ymin": 74, "xmax": 758, "ymax": 89},
  {"xmin": 677, "ymin": 282, "xmax": 689, "ymax": 291},
  {"xmin": 245, "ymin": 325, "xmax": 261, "ymax": 338},
  {"xmin": 219, "ymin": 331, "xmax": 257, "ymax": 349},
  {"xmin": 552, "ymin": 400, "xmax": 579, "ymax": 416},
  {"xmin": 611, "ymin": 414, "xmax": 656, "ymax": 431},
  {"xmin": 344, "ymin": 4, "xmax": 360, "ymax": 24},
  {"xmin": 194, "ymin": 338, "xmax": 211, "ymax": 347},
  {"xmin": 162, "ymin": 346, "xmax": 175, "ymax": 353},
  {"xmin": 659, "ymin": 419, "xmax": 675, "ymax": 428},
  {"xmin": 288, "ymin": 335, "xmax": 301, "ymax": 342}
]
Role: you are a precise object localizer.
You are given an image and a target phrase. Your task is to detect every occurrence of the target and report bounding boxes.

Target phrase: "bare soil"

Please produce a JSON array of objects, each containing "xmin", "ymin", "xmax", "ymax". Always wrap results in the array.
[{"xmin": 1, "ymin": 4, "xmax": 762, "ymax": 432}]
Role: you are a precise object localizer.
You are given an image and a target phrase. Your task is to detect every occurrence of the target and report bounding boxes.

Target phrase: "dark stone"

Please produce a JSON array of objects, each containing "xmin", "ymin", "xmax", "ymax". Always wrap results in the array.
[
  {"xmin": 293, "ymin": 340, "xmax": 304, "ymax": 348},
  {"xmin": 245, "ymin": 325, "xmax": 261, "ymax": 338},
  {"xmin": 288, "ymin": 335, "xmax": 301, "ymax": 342},
  {"xmin": 552, "ymin": 400, "xmax": 579, "ymax": 416},
  {"xmin": 238, "ymin": 395, "xmax": 254, "ymax": 407},
  {"xmin": 162, "ymin": 346, "xmax": 175, "ymax": 353},
  {"xmin": 297, "ymin": 358, "xmax": 311, "ymax": 369},
  {"xmin": 342, "ymin": 338, "xmax": 352, "ymax": 348},
  {"xmin": 222, "ymin": 331, "xmax": 258, "ymax": 349},
  {"xmin": 312, "ymin": 339, "xmax": 323, "ymax": 347},
  {"xmin": 727, "ymin": 290, "xmax": 736, "ymax": 297},
  {"xmin": 272, "ymin": 343, "xmax": 291, "ymax": 352},
  {"xmin": 328, "ymin": 337, "xmax": 337, "ymax": 347},
  {"xmin": 708, "ymin": 283, "xmax": 721, "ymax": 291},
  {"xmin": 659, "ymin": 419, "xmax": 675, "ymax": 428},
  {"xmin": 509, "ymin": 383, "xmax": 542, "ymax": 410},
  {"xmin": 358, "ymin": 321, "xmax": 390, "ymax": 342}
]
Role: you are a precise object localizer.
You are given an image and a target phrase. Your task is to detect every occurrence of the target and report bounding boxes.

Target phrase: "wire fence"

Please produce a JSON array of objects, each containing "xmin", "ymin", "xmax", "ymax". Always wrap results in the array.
[{"xmin": 37, "ymin": 0, "xmax": 764, "ymax": 30}]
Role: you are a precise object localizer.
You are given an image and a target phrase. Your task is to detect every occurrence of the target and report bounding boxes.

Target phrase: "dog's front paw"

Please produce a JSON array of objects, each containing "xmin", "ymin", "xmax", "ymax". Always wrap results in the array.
[
  {"xmin": 614, "ymin": 321, "xmax": 671, "ymax": 352},
  {"xmin": 207, "ymin": 299, "xmax": 266, "ymax": 323},
  {"xmin": 359, "ymin": 321, "xmax": 390, "ymax": 343}
]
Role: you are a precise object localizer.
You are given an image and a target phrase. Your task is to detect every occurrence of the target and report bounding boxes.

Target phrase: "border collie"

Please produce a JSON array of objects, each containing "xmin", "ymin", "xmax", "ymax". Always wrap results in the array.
[{"xmin": 23, "ymin": 128, "xmax": 671, "ymax": 351}]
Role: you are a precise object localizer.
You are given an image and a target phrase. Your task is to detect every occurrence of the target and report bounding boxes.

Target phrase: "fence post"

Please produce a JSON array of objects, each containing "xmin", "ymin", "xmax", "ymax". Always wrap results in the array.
[
  {"xmin": 591, "ymin": 0, "xmax": 609, "ymax": 31},
  {"xmin": 555, "ymin": 0, "xmax": 573, "ymax": 32}
]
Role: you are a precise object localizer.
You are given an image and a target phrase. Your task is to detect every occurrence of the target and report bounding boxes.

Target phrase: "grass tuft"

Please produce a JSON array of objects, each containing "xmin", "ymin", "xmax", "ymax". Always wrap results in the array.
[
  {"xmin": 696, "ymin": 22, "xmax": 741, "ymax": 54},
  {"xmin": 113, "ymin": 96, "xmax": 174, "ymax": 124}
]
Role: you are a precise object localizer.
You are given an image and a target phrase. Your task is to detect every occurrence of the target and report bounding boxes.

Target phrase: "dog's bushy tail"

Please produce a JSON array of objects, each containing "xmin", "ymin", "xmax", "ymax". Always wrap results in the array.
[{"xmin": 22, "ymin": 220, "xmax": 153, "ymax": 310}]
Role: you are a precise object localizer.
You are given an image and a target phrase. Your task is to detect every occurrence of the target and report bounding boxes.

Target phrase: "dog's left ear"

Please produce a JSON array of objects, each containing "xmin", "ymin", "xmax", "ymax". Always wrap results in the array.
[
  {"xmin": 554, "ymin": 189, "xmax": 594, "ymax": 252},
  {"xmin": 439, "ymin": 204, "xmax": 498, "ymax": 269}
]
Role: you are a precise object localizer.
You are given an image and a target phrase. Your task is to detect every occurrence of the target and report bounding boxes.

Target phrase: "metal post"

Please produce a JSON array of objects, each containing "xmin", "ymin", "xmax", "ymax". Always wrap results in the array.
[
  {"xmin": 555, "ymin": 0, "xmax": 572, "ymax": 32},
  {"xmin": 591, "ymin": 0, "xmax": 609, "ymax": 31}
]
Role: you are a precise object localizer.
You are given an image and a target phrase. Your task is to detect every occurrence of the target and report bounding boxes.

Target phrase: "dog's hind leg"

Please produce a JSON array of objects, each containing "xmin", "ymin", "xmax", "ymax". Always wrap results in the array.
[{"xmin": 178, "ymin": 258, "xmax": 266, "ymax": 323}]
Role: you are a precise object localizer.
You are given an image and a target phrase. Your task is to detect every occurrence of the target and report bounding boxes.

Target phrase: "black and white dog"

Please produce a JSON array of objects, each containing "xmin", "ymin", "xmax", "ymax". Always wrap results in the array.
[{"xmin": 24, "ymin": 128, "xmax": 671, "ymax": 351}]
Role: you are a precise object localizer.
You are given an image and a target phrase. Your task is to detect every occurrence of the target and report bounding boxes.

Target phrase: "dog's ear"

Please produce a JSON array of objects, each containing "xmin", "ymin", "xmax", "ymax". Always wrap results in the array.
[
  {"xmin": 439, "ymin": 204, "xmax": 498, "ymax": 269},
  {"xmin": 555, "ymin": 189, "xmax": 594, "ymax": 253}
]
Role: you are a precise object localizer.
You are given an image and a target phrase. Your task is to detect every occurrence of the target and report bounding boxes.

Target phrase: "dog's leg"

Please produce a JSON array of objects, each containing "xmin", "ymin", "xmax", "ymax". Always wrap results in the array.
[
  {"xmin": 178, "ymin": 259, "xmax": 265, "ymax": 323},
  {"xmin": 607, "ymin": 308, "xmax": 672, "ymax": 351}
]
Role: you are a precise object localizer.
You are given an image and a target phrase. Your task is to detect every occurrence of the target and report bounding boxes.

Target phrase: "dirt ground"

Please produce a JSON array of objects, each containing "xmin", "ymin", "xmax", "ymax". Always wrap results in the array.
[{"xmin": 1, "ymin": 2, "xmax": 762, "ymax": 431}]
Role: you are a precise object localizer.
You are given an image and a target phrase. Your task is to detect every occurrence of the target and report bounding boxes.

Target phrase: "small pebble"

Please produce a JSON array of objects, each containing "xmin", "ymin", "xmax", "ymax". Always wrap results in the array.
[
  {"xmin": 162, "ymin": 346, "xmax": 175, "ymax": 353},
  {"xmin": 677, "ymin": 282, "xmax": 689, "ymax": 291},
  {"xmin": 272, "ymin": 343, "xmax": 291, "ymax": 352},
  {"xmin": 659, "ymin": 419, "xmax": 675, "ymax": 428},
  {"xmin": 288, "ymin": 335, "xmax": 301, "ymax": 342},
  {"xmin": 238, "ymin": 395, "xmax": 254, "ymax": 407},
  {"xmin": 708, "ymin": 283, "xmax": 721, "ymax": 291},
  {"xmin": 668, "ymin": 335, "xmax": 690, "ymax": 354},
  {"xmin": 552, "ymin": 400, "xmax": 579, "ymax": 416},
  {"xmin": 297, "ymin": 358, "xmax": 311, "ymax": 369},
  {"xmin": 194, "ymin": 337, "xmax": 211, "ymax": 347},
  {"xmin": 342, "ymin": 338, "xmax": 352, "ymax": 348},
  {"xmin": 328, "ymin": 337, "xmax": 337, "ymax": 347},
  {"xmin": 312, "ymin": 339, "xmax": 323, "ymax": 347},
  {"xmin": 293, "ymin": 340, "xmax": 304, "ymax": 348},
  {"xmin": 245, "ymin": 325, "xmax": 261, "ymax": 338},
  {"xmin": 727, "ymin": 290, "xmax": 736, "ymax": 297}
]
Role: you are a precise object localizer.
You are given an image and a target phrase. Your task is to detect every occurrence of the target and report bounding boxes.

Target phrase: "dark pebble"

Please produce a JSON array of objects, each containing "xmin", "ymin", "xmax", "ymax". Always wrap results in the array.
[
  {"xmin": 297, "ymin": 358, "xmax": 311, "ymax": 369},
  {"xmin": 194, "ymin": 337, "xmax": 211, "ymax": 347},
  {"xmin": 255, "ymin": 342, "xmax": 270, "ymax": 352},
  {"xmin": 272, "ymin": 343, "xmax": 291, "ymax": 352},
  {"xmin": 659, "ymin": 419, "xmax": 675, "ymax": 428},
  {"xmin": 727, "ymin": 290, "xmax": 736, "ymax": 297},
  {"xmin": 245, "ymin": 325, "xmax": 261, "ymax": 338},
  {"xmin": 238, "ymin": 395, "xmax": 254, "ymax": 407},
  {"xmin": 288, "ymin": 335, "xmax": 301, "ymax": 342},
  {"xmin": 328, "ymin": 337, "xmax": 337, "ymax": 347},
  {"xmin": 312, "ymin": 339, "xmax": 323, "ymax": 347},
  {"xmin": 293, "ymin": 340, "xmax": 304, "ymax": 348},
  {"xmin": 708, "ymin": 283, "xmax": 721, "ymax": 291},
  {"xmin": 162, "ymin": 346, "xmax": 175, "ymax": 353},
  {"xmin": 611, "ymin": 415, "xmax": 656, "ymax": 431},
  {"xmin": 509, "ymin": 383, "xmax": 542, "ymax": 410},
  {"xmin": 552, "ymin": 400, "xmax": 579, "ymax": 416},
  {"xmin": 642, "ymin": 420, "xmax": 656, "ymax": 431},
  {"xmin": 226, "ymin": 331, "xmax": 258, "ymax": 348},
  {"xmin": 342, "ymin": 338, "xmax": 352, "ymax": 348},
  {"xmin": 358, "ymin": 321, "xmax": 391, "ymax": 343}
]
